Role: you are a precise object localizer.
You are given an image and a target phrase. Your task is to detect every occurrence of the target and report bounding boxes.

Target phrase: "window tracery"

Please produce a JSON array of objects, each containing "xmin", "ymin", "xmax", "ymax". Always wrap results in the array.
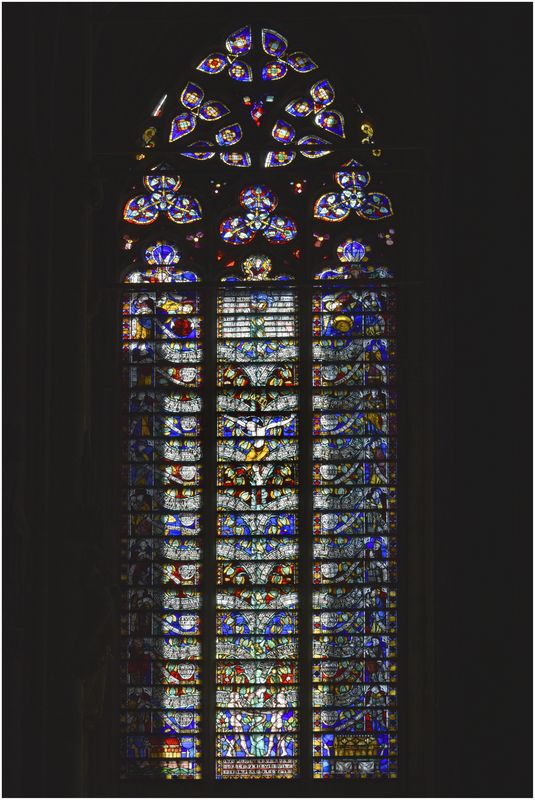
[{"xmin": 121, "ymin": 23, "xmax": 397, "ymax": 782}]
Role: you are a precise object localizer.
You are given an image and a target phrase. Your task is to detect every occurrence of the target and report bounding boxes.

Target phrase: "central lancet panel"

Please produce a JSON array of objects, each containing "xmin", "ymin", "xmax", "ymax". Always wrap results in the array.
[{"xmin": 215, "ymin": 282, "xmax": 300, "ymax": 779}]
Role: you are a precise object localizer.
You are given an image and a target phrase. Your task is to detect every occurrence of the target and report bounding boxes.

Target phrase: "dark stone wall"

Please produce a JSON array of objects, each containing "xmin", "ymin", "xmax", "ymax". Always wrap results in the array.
[{"xmin": 3, "ymin": 3, "xmax": 531, "ymax": 797}]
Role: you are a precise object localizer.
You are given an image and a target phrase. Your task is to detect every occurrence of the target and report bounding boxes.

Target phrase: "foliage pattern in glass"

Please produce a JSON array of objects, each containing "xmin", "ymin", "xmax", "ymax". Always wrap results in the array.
[
  {"xmin": 312, "ymin": 284, "xmax": 397, "ymax": 779},
  {"xmin": 121, "ymin": 256, "xmax": 203, "ymax": 780},
  {"xmin": 216, "ymin": 286, "xmax": 300, "ymax": 779}
]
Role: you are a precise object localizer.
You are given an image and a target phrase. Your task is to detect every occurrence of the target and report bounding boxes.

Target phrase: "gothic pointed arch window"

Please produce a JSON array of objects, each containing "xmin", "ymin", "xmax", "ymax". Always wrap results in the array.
[{"xmin": 120, "ymin": 23, "xmax": 397, "ymax": 784}]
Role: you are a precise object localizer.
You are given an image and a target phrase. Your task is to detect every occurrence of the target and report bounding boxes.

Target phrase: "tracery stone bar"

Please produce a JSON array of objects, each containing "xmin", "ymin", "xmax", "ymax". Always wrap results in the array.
[
  {"xmin": 215, "ymin": 286, "xmax": 300, "ymax": 779},
  {"xmin": 120, "ymin": 277, "xmax": 203, "ymax": 780},
  {"xmin": 311, "ymin": 284, "xmax": 398, "ymax": 779}
]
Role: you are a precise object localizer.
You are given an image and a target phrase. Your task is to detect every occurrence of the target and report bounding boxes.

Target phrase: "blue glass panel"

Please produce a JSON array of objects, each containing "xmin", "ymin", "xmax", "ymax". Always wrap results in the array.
[
  {"xmin": 312, "ymin": 279, "xmax": 397, "ymax": 780},
  {"xmin": 123, "ymin": 282, "xmax": 203, "ymax": 776}
]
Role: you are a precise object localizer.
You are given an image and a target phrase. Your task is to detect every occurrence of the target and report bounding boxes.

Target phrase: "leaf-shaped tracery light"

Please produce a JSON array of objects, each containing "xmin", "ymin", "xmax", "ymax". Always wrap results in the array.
[
  {"xmin": 219, "ymin": 186, "xmax": 297, "ymax": 245},
  {"xmin": 169, "ymin": 81, "xmax": 231, "ymax": 142},
  {"xmin": 145, "ymin": 25, "xmax": 384, "ymax": 171},
  {"xmin": 313, "ymin": 161, "xmax": 393, "ymax": 222},
  {"xmin": 123, "ymin": 175, "xmax": 203, "ymax": 225},
  {"xmin": 261, "ymin": 28, "xmax": 318, "ymax": 80},
  {"xmin": 196, "ymin": 25, "xmax": 253, "ymax": 82},
  {"xmin": 285, "ymin": 79, "xmax": 345, "ymax": 138},
  {"xmin": 168, "ymin": 81, "xmax": 251, "ymax": 167},
  {"xmin": 266, "ymin": 120, "xmax": 332, "ymax": 167},
  {"xmin": 178, "ymin": 141, "xmax": 252, "ymax": 169}
]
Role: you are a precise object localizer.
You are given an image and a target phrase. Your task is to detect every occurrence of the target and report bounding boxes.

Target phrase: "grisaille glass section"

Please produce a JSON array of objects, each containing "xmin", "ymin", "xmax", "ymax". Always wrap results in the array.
[
  {"xmin": 216, "ymin": 286, "xmax": 300, "ymax": 779},
  {"xmin": 312, "ymin": 282, "xmax": 398, "ymax": 780},
  {"xmin": 121, "ymin": 245, "xmax": 203, "ymax": 780}
]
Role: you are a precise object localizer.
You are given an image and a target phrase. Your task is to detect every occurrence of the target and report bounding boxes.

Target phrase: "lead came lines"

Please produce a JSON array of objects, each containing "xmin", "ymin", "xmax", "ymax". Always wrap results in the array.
[
  {"xmin": 121, "ymin": 267, "xmax": 204, "ymax": 780},
  {"xmin": 311, "ymin": 285, "xmax": 398, "ymax": 779},
  {"xmin": 215, "ymin": 286, "xmax": 300, "ymax": 779}
]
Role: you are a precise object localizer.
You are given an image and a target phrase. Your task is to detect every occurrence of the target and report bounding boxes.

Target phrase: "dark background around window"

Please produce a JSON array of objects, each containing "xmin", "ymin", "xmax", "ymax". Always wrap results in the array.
[{"xmin": 3, "ymin": 2, "xmax": 532, "ymax": 797}]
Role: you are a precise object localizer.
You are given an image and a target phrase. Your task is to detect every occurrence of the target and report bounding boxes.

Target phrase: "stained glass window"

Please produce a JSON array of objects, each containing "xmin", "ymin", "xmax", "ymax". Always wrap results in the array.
[
  {"xmin": 121, "ymin": 242, "xmax": 203, "ymax": 781},
  {"xmin": 120, "ymin": 23, "xmax": 397, "ymax": 784}
]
